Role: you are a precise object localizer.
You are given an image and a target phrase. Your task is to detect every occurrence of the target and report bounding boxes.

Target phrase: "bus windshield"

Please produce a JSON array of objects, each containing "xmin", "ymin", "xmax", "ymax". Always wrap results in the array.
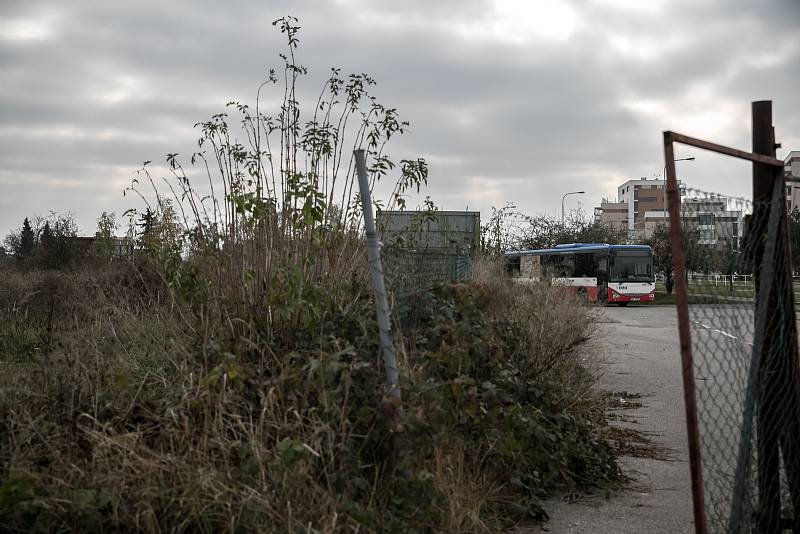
[{"xmin": 610, "ymin": 250, "xmax": 653, "ymax": 282}]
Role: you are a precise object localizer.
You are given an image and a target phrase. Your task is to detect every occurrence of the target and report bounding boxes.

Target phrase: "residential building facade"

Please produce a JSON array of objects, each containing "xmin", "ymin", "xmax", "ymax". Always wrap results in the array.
[
  {"xmin": 617, "ymin": 178, "xmax": 669, "ymax": 238},
  {"xmin": 680, "ymin": 198, "xmax": 742, "ymax": 248},
  {"xmin": 595, "ymin": 178, "xmax": 672, "ymax": 240},
  {"xmin": 593, "ymin": 199, "xmax": 627, "ymax": 228},
  {"xmin": 595, "ymin": 178, "xmax": 743, "ymax": 247},
  {"xmin": 72, "ymin": 236, "xmax": 135, "ymax": 258}
]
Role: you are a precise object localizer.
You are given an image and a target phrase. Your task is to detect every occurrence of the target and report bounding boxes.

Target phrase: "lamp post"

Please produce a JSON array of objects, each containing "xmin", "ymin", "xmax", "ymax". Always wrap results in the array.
[
  {"xmin": 562, "ymin": 191, "xmax": 585, "ymax": 223},
  {"xmin": 663, "ymin": 157, "xmax": 695, "ymax": 223}
]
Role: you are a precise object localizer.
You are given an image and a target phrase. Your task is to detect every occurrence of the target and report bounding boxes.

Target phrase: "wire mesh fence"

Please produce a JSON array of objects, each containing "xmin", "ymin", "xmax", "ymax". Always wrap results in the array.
[
  {"xmin": 675, "ymin": 182, "xmax": 800, "ymax": 533},
  {"xmin": 382, "ymin": 248, "xmax": 473, "ymax": 299},
  {"xmin": 381, "ymin": 248, "xmax": 474, "ymax": 338}
]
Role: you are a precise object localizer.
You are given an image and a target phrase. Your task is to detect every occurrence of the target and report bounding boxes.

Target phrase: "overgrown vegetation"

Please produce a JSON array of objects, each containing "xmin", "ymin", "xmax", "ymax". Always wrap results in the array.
[
  {"xmin": 0, "ymin": 260, "xmax": 619, "ymax": 532},
  {"xmin": 0, "ymin": 18, "xmax": 622, "ymax": 532}
]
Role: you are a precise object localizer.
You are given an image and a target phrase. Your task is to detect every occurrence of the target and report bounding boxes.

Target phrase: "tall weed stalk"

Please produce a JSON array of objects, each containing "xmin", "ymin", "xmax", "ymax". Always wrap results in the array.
[{"xmin": 127, "ymin": 17, "xmax": 428, "ymax": 350}]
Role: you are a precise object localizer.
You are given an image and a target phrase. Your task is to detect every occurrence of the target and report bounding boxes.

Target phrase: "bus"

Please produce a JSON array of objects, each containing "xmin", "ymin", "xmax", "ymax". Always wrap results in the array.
[{"xmin": 504, "ymin": 243, "xmax": 655, "ymax": 305}]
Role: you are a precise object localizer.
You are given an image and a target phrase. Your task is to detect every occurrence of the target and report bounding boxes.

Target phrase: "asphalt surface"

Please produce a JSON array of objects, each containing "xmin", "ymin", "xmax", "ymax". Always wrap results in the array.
[
  {"xmin": 531, "ymin": 305, "xmax": 694, "ymax": 534},
  {"xmin": 688, "ymin": 303, "xmax": 756, "ymax": 531}
]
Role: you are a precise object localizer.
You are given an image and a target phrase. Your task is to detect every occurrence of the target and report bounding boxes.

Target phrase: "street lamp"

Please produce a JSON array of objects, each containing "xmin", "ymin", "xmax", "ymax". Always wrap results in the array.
[
  {"xmin": 663, "ymin": 157, "xmax": 695, "ymax": 222},
  {"xmin": 562, "ymin": 191, "xmax": 585, "ymax": 223}
]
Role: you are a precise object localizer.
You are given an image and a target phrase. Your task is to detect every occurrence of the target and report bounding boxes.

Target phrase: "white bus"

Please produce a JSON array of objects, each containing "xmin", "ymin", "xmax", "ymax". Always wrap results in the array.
[{"xmin": 504, "ymin": 243, "xmax": 656, "ymax": 306}]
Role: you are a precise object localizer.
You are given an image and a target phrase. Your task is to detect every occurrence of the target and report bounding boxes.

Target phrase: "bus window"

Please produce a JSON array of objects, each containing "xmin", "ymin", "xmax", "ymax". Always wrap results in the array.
[
  {"xmin": 574, "ymin": 252, "xmax": 597, "ymax": 278},
  {"xmin": 542, "ymin": 254, "xmax": 573, "ymax": 278},
  {"xmin": 505, "ymin": 256, "xmax": 521, "ymax": 277},
  {"xmin": 610, "ymin": 250, "xmax": 653, "ymax": 282}
]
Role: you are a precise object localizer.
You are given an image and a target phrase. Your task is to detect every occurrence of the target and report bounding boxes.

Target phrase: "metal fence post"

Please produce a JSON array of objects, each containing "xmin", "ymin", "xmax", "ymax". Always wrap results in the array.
[
  {"xmin": 664, "ymin": 131, "xmax": 707, "ymax": 534},
  {"xmin": 354, "ymin": 149, "xmax": 401, "ymax": 404},
  {"xmin": 751, "ymin": 101, "xmax": 783, "ymax": 532}
]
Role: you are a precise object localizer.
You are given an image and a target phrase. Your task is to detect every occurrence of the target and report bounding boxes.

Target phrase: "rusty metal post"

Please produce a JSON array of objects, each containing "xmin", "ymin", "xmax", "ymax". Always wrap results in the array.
[
  {"xmin": 752, "ymin": 101, "xmax": 781, "ymax": 533},
  {"xmin": 777, "ymin": 161, "xmax": 800, "ymax": 533},
  {"xmin": 752, "ymin": 101, "xmax": 775, "ymax": 292},
  {"xmin": 729, "ymin": 174, "xmax": 785, "ymax": 532},
  {"xmin": 664, "ymin": 131, "xmax": 707, "ymax": 534}
]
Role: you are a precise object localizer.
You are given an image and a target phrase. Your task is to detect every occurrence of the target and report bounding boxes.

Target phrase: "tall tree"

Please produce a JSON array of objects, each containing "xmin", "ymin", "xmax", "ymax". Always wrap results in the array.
[
  {"xmin": 646, "ymin": 223, "xmax": 709, "ymax": 293},
  {"xmin": 518, "ymin": 211, "xmax": 627, "ymax": 251},
  {"xmin": 137, "ymin": 207, "xmax": 156, "ymax": 250},
  {"xmin": 20, "ymin": 217, "xmax": 35, "ymax": 257},
  {"xmin": 40, "ymin": 222, "xmax": 54, "ymax": 250},
  {"xmin": 93, "ymin": 211, "xmax": 118, "ymax": 257},
  {"xmin": 47, "ymin": 212, "xmax": 79, "ymax": 269}
]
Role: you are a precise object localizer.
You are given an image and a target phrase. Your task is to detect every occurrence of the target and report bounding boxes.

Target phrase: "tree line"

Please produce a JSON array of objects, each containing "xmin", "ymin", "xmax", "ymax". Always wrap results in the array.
[
  {"xmin": 8, "ymin": 200, "xmax": 800, "ymax": 283},
  {"xmin": 2, "ymin": 201, "xmax": 184, "ymax": 270}
]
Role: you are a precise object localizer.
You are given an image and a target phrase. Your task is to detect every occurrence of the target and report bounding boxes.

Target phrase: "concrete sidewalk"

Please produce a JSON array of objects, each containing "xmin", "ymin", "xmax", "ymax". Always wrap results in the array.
[{"xmin": 531, "ymin": 305, "xmax": 693, "ymax": 533}]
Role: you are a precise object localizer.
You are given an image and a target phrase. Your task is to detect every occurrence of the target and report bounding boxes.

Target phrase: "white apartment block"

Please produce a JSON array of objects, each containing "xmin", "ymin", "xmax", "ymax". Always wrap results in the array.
[
  {"xmin": 680, "ymin": 198, "xmax": 742, "ymax": 248},
  {"xmin": 617, "ymin": 178, "xmax": 668, "ymax": 239}
]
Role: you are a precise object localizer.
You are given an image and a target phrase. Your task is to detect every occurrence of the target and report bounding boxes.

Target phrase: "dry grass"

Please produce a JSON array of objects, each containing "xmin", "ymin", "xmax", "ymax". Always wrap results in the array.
[
  {"xmin": 471, "ymin": 255, "xmax": 603, "ymax": 407},
  {"xmin": 432, "ymin": 446, "xmax": 502, "ymax": 533},
  {"xmin": 0, "ymin": 257, "xmax": 622, "ymax": 532}
]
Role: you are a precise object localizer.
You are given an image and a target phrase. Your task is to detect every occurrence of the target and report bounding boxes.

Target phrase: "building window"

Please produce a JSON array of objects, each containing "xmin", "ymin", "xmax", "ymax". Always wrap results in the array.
[{"xmin": 697, "ymin": 213, "xmax": 714, "ymax": 226}]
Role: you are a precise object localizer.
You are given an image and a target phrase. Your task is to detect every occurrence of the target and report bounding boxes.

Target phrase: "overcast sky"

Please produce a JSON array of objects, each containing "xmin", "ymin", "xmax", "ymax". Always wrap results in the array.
[{"xmin": 1, "ymin": 0, "xmax": 798, "ymax": 236}]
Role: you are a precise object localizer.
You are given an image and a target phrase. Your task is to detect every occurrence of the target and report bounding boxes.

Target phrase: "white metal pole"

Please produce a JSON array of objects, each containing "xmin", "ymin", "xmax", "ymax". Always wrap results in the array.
[
  {"xmin": 354, "ymin": 149, "xmax": 401, "ymax": 404},
  {"xmin": 561, "ymin": 191, "xmax": 585, "ymax": 224}
]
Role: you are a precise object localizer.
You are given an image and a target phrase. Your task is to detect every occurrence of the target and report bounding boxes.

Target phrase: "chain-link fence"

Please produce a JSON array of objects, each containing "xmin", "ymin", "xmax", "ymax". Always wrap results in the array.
[
  {"xmin": 663, "ymin": 113, "xmax": 800, "ymax": 533},
  {"xmin": 680, "ymin": 188, "xmax": 753, "ymax": 531},
  {"xmin": 666, "ymin": 123, "xmax": 800, "ymax": 532},
  {"xmin": 382, "ymin": 248, "xmax": 473, "ymax": 299},
  {"xmin": 380, "ymin": 248, "xmax": 474, "ymax": 338}
]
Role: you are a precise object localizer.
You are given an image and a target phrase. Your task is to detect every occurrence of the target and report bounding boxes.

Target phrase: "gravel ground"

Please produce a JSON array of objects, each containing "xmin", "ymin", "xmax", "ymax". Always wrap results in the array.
[{"xmin": 528, "ymin": 304, "xmax": 694, "ymax": 534}]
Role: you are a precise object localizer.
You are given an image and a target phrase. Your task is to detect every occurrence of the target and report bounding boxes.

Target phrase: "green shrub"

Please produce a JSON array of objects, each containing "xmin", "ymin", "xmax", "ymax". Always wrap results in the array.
[{"xmin": 0, "ymin": 266, "xmax": 620, "ymax": 532}]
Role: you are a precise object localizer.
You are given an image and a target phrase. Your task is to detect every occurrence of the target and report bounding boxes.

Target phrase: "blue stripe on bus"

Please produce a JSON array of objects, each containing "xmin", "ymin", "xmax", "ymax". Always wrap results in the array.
[{"xmin": 503, "ymin": 243, "xmax": 652, "ymax": 257}]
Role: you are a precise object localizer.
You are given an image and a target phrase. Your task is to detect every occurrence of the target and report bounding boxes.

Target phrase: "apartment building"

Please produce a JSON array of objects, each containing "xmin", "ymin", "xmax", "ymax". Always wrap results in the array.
[
  {"xmin": 593, "ymin": 199, "xmax": 627, "ymax": 228},
  {"xmin": 617, "ymin": 178, "xmax": 669, "ymax": 234},
  {"xmin": 595, "ymin": 178, "xmax": 671, "ymax": 240},
  {"xmin": 595, "ymin": 178, "xmax": 742, "ymax": 246},
  {"xmin": 680, "ymin": 198, "xmax": 742, "ymax": 248}
]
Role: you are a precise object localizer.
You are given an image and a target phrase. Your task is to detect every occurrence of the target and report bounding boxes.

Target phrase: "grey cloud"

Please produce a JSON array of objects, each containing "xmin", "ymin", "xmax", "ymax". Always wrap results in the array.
[{"xmin": 1, "ymin": 0, "xmax": 798, "ymax": 236}]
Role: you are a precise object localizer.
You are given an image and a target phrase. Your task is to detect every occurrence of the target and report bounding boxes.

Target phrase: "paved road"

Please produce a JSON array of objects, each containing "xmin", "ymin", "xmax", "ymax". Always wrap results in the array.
[
  {"xmin": 533, "ymin": 305, "xmax": 694, "ymax": 533},
  {"xmin": 688, "ymin": 303, "xmax": 756, "ymax": 531}
]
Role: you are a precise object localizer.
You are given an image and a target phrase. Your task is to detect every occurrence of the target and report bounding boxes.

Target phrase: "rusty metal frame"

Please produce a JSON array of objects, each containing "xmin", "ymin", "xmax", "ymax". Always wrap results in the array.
[{"xmin": 663, "ymin": 129, "xmax": 784, "ymax": 534}]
